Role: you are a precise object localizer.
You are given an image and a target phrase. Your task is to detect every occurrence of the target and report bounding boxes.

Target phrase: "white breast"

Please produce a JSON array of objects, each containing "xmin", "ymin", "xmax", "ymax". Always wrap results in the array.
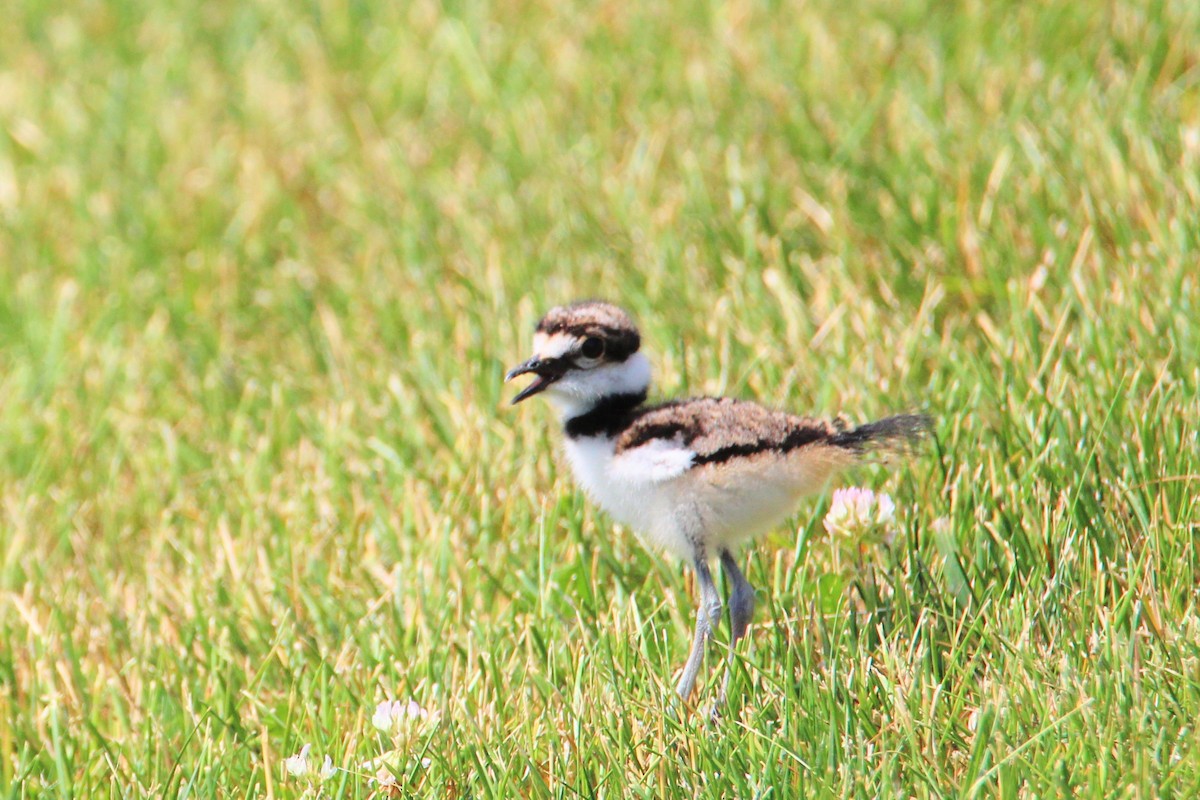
[{"xmin": 562, "ymin": 435, "xmax": 699, "ymax": 559}]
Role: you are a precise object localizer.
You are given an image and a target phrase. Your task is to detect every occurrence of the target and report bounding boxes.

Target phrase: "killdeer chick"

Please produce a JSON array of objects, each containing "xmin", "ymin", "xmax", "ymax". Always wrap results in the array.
[{"xmin": 506, "ymin": 301, "xmax": 929, "ymax": 703}]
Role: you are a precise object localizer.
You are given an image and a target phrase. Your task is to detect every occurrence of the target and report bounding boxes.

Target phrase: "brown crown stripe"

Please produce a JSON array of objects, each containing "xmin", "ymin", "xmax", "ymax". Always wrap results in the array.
[
  {"xmin": 536, "ymin": 300, "xmax": 635, "ymax": 330},
  {"xmin": 535, "ymin": 301, "xmax": 641, "ymax": 362}
]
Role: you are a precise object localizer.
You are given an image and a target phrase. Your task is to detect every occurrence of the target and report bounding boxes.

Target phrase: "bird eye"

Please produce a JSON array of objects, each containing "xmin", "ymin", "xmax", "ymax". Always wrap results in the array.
[{"xmin": 580, "ymin": 336, "xmax": 605, "ymax": 359}]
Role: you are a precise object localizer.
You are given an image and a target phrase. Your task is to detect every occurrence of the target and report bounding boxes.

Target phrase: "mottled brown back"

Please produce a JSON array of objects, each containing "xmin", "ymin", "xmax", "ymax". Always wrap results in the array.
[{"xmin": 615, "ymin": 397, "xmax": 839, "ymax": 466}]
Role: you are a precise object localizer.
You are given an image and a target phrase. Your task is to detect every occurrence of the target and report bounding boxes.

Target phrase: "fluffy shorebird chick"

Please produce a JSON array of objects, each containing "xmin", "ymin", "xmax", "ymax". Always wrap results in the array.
[{"xmin": 506, "ymin": 301, "xmax": 929, "ymax": 704}]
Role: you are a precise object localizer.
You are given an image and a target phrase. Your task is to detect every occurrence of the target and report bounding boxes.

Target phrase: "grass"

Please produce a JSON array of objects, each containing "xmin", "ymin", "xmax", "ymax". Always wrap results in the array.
[{"xmin": 1, "ymin": 0, "xmax": 1198, "ymax": 795}]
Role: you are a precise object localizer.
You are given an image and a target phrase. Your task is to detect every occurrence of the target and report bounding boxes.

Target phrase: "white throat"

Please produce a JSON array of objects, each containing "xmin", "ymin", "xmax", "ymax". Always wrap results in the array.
[{"xmin": 543, "ymin": 352, "xmax": 652, "ymax": 421}]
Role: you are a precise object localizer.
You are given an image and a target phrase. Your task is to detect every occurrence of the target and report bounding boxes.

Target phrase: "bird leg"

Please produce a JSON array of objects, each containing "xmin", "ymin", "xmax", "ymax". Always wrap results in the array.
[
  {"xmin": 675, "ymin": 557, "xmax": 722, "ymax": 701},
  {"xmin": 716, "ymin": 549, "xmax": 757, "ymax": 708},
  {"xmin": 720, "ymin": 549, "xmax": 756, "ymax": 645}
]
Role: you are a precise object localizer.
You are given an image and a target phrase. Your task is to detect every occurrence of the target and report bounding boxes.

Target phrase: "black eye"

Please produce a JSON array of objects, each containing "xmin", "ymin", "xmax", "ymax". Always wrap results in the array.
[{"xmin": 580, "ymin": 336, "xmax": 605, "ymax": 359}]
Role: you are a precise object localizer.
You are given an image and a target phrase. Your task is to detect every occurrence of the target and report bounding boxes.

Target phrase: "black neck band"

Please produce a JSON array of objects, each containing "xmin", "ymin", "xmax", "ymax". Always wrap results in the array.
[{"xmin": 564, "ymin": 391, "xmax": 648, "ymax": 439}]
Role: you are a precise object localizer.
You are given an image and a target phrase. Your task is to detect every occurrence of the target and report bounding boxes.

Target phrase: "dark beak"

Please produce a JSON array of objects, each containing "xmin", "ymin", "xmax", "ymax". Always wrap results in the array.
[{"xmin": 505, "ymin": 357, "xmax": 561, "ymax": 404}]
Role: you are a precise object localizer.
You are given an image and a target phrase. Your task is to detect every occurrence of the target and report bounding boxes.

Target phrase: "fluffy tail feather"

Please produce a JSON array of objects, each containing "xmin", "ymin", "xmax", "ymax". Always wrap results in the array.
[{"xmin": 828, "ymin": 413, "xmax": 932, "ymax": 456}]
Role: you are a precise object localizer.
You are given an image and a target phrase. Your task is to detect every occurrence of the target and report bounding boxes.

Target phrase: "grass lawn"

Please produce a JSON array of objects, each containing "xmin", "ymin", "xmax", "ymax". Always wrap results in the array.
[{"xmin": 2, "ymin": 0, "xmax": 1199, "ymax": 795}]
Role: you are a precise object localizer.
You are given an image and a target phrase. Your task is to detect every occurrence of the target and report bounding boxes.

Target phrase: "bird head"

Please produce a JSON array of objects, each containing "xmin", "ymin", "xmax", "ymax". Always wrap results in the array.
[{"xmin": 506, "ymin": 301, "xmax": 650, "ymax": 414}]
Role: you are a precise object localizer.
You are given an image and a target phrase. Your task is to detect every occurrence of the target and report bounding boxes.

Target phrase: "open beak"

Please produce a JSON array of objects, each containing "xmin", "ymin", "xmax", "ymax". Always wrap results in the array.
[{"xmin": 505, "ymin": 357, "xmax": 562, "ymax": 404}]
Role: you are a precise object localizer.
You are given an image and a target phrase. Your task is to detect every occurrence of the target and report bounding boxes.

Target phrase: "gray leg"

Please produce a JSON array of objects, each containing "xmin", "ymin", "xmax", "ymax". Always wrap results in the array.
[
  {"xmin": 675, "ymin": 557, "xmax": 722, "ymax": 701},
  {"xmin": 720, "ymin": 550, "xmax": 756, "ymax": 645},
  {"xmin": 717, "ymin": 550, "xmax": 757, "ymax": 709}
]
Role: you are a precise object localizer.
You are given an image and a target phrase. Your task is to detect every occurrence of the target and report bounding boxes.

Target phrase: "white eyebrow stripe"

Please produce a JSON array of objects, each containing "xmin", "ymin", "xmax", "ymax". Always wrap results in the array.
[{"xmin": 533, "ymin": 332, "xmax": 577, "ymax": 359}]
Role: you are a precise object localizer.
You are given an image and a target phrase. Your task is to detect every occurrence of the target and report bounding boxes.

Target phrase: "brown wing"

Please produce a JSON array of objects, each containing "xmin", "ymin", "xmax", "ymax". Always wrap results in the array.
[{"xmin": 615, "ymin": 397, "xmax": 837, "ymax": 466}]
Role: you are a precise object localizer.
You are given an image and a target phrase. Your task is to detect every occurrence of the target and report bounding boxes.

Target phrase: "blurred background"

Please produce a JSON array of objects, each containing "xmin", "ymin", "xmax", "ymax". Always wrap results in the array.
[{"xmin": 1, "ymin": 0, "xmax": 1197, "ymax": 795}]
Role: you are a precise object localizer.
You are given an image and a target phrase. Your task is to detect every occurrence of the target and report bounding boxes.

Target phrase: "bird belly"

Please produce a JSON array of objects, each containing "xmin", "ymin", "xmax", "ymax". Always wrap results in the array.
[
  {"xmin": 561, "ymin": 436, "xmax": 696, "ymax": 559},
  {"xmin": 687, "ymin": 447, "xmax": 847, "ymax": 549}
]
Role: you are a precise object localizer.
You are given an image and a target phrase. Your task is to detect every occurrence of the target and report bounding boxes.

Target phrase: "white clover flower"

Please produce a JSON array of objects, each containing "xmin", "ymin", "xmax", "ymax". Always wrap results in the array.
[
  {"xmin": 284, "ymin": 744, "xmax": 312, "ymax": 777},
  {"xmin": 372, "ymin": 764, "xmax": 398, "ymax": 788},
  {"xmin": 372, "ymin": 698, "xmax": 431, "ymax": 733},
  {"xmin": 399, "ymin": 699, "xmax": 428, "ymax": 721},
  {"xmin": 372, "ymin": 700, "xmax": 396, "ymax": 732},
  {"xmin": 319, "ymin": 755, "xmax": 337, "ymax": 782},
  {"xmin": 824, "ymin": 487, "xmax": 897, "ymax": 536},
  {"xmin": 875, "ymin": 493, "xmax": 895, "ymax": 525}
]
